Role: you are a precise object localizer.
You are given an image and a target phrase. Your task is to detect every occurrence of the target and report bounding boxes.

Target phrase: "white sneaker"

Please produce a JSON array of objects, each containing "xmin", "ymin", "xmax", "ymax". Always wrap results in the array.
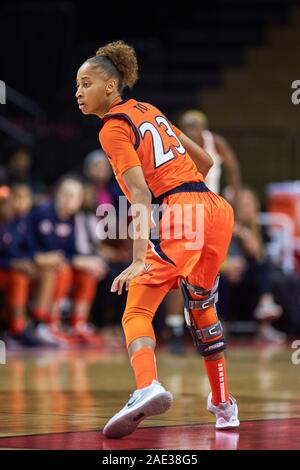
[
  {"xmin": 35, "ymin": 324, "xmax": 65, "ymax": 348},
  {"xmin": 103, "ymin": 380, "xmax": 173, "ymax": 439},
  {"xmin": 257, "ymin": 324, "xmax": 287, "ymax": 345},
  {"xmin": 254, "ymin": 301, "xmax": 282, "ymax": 321},
  {"xmin": 207, "ymin": 393, "xmax": 240, "ymax": 430}
]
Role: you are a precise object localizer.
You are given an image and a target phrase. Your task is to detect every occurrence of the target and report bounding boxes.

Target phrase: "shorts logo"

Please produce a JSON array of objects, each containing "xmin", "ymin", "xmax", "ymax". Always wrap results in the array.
[{"xmin": 144, "ymin": 263, "xmax": 152, "ymax": 272}]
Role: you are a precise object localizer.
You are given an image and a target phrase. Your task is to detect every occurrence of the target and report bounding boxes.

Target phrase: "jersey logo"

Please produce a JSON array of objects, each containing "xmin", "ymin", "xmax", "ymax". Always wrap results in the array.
[{"xmin": 144, "ymin": 263, "xmax": 152, "ymax": 272}]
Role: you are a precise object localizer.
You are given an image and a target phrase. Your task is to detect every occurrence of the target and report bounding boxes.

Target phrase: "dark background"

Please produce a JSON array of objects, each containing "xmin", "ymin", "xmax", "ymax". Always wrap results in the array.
[{"xmin": 0, "ymin": 0, "xmax": 300, "ymax": 193}]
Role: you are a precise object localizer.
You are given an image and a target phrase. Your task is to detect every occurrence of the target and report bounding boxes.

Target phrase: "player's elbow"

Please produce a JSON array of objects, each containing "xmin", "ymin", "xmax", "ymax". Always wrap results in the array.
[
  {"xmin": 206, "ymin": 153, "xmax": 214, "ymax": 169},
  {"xmin": 204, "ymin": 154, "xmax": 214, "ymax": 175},
  {"xmin": 200, "ymin": 154, "xmax": 214, "ymax": 175}
]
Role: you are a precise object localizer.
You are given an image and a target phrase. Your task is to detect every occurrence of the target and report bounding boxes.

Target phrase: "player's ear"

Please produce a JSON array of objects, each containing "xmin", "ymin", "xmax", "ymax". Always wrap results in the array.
[{"xmin": 106, "ymin": 79, "xmax": 117, "ymax": 95}]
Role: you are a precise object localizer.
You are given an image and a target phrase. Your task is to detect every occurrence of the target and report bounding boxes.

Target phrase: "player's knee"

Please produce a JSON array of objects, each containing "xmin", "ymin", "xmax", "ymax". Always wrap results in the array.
[
  {"xmin": 180, "ymin": 276, "xmax": 226, "ymax": 357},
  {"xmin": 190, "ymin": 320, "xmax": 226, "ymax": 357}
]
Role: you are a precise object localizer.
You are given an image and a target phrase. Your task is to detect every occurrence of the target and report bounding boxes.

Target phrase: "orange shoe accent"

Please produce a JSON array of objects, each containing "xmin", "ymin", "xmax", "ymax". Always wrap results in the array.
[
  {"xmin": 72, "ymin": 323, "xmax": 104, "ymax": 348},
  {"xmin": 130, "ymin": 347, "xmax": 158, "ymax": 389},
  {"xmin": 49, "ymin": 324, "xmax": 79, "ymax": 346},
  {"xmin": 69, "ymin": 314, "xmax": 83, "ymax": 328},
  {"xmin": 10, "ymin": 318, "xmax": 26, "ymax": 335},
  {"xmin": 31, "ymin": 309, "xmax": 48, "ymax": 321},
  {"xmin": 46, "ymin": 312, "xmax": 60, "ymax": 326}
]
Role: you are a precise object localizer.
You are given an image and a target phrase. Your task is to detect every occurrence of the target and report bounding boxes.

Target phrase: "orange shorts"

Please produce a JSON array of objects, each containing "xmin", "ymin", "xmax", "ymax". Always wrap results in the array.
[{"xmin": 130, "ymin": 190, "xmax": 234, "ymax": 291}]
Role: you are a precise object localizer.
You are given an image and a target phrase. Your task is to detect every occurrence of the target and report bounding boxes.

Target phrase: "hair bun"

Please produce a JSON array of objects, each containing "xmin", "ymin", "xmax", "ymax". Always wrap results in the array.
[{"xmin": 96, "ymin": 40, "xmax": 138, "ymax": 88}]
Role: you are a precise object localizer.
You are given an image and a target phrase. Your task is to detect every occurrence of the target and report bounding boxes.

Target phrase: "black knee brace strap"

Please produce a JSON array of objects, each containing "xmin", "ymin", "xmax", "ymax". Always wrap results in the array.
[{"xmin": 180, "ymin": 275, "xmax": 226, "ymax": 357}]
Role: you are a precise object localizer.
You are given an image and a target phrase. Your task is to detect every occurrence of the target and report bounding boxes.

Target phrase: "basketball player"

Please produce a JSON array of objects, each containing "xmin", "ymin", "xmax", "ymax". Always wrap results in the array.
[{"xmin": 76, "ymin": 41, "xmax": 239, "ymax": 438}]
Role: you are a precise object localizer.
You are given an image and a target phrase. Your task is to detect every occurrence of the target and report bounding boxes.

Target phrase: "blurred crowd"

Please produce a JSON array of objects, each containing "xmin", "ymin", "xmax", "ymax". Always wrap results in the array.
[
  {"xmin": 0, "ymin": 109, "xmax": 299, "ymax": 352},
  {"xmin": 0, "ymin": 142, "xmax": 131, "ymax": 349}
]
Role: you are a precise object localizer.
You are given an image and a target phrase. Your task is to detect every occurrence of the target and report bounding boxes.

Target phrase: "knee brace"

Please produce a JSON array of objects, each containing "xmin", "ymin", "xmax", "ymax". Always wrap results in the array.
[{"xmin": 180, "ymin": 275, "xmax": 226, "ymax": 357}]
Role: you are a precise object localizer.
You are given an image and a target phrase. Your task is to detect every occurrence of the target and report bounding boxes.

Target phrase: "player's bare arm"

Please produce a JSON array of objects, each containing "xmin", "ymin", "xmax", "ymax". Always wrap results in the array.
[
  {"xmin": 178, "ymin": 132, "xmax": 214, "ymax": 177},
  {"xmin": 111, "ymin": 165, "xmax": 152, "ymax": 295}
]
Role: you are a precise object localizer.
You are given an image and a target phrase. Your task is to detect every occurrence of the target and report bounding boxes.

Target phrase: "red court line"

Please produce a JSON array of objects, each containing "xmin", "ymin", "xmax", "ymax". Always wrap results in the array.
[{"xmin": 0, "ymin": 418, "xmax": 300, "ymax": 450}]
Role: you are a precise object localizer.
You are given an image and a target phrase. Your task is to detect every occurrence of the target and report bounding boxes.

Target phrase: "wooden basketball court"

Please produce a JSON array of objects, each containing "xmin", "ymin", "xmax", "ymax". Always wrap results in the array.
[{"xmin": 0, "ymin": 341, "xmax": 299, "ymax": 450}]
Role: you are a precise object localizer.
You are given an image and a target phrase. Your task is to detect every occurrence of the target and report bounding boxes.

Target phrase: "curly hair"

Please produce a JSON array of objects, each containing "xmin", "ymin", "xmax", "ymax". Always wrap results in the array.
[{"xmin": 87, "ymin": 40, "xmax": 138, "ymax": 93}]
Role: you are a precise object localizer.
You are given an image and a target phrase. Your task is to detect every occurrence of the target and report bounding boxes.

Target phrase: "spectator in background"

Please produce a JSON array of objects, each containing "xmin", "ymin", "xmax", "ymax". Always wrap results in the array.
[
  {"xmin": 0, "ymin": 186, "xmax": 40, "ymax": 347},
  {"xmin": 2, "ymin": 143, "xmax": 47, "ymax": 204},
  {"xmin": 0, "ymin": 186, "xmax": 27, "ymax": 338},
  {"xmin": 75, "ymin": 182, "xmax": 102, "ymax": 255},
  {"xmin": 220, "ymin": 187, "xmax": 286, "ymax": 344},
  {"xmin": 31, "ymin": 175, "xmax": 107, "ymax": 346},
  {"xmin": 178, "ymin": 110, "xmax": 241, "ymax": 204},
  {"xmin": 83, "ymin": 150, "xmax": 134, "ymax": 339},
  {"xmin": 10, "ymin": 183, "xmax": 66, "ymax": 347},
  {"xmin": 83, "ymin": 149, "xmax": 121, "ymax": 208},
  {"xmin": 95, "ymin": 220, "xmax": 132, "ymax": 335}
]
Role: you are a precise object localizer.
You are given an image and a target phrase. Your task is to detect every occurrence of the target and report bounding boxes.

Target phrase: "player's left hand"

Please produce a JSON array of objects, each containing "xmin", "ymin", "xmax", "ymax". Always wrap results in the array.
[{"xmin": 111, "ymin": 260, "xmax": 145, "ymax": 295}]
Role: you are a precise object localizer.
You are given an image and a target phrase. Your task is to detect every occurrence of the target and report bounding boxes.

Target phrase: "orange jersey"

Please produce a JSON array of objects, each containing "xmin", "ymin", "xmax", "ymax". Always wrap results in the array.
[{"xmin": 99, "ymin": 99, "xmax": 204, "ymax": 202}]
